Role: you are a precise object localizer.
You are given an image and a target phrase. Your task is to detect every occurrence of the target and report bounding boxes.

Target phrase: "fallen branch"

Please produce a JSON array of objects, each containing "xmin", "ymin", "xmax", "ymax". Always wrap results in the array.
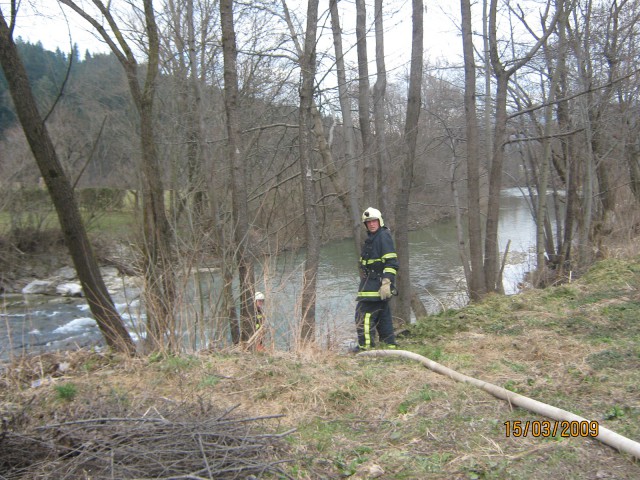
[{"xmin": 359, "ymin": 349, "xmax": 640, "ymax": 460}]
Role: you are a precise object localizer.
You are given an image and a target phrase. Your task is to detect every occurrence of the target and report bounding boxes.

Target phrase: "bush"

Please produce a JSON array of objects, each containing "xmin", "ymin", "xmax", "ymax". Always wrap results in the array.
[
  {"xmin": 7, "ymin": 226, "xmax": 65, "ymax": 254},
  {"xmin": 77, "ymin": 188, "xmax": 126, "ymax": 211}
]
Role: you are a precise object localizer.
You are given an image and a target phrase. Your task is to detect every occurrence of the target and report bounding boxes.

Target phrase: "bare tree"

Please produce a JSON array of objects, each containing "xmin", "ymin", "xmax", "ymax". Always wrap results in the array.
[
  {"xmin": 0, "ymin": 6, "xmax": 135, "ymax": 356},
  {"xmin": 355, "ymin": 0, "xmax": 374, "ymax": 206},
  {"xmin": 394, "ymin": 0, "xmax": 423, "ymax": 323},
  {"xmin": 219, "ymin": 0, "xmax": 257, "ymax": 342},
  {"xmin": 330, "ymin": 0, "xmax": 363, "ymax": 255},
  {"xmin": 484, "ymin": 0, "xmax": 560, "ymax": 293},
  {"xmin": 533, "ymin": 0, "xmax": 570, "ymax": 282},
  {"xmin": 460, "ymin": 0, "xmax": 487, "ymax": 299},
  {"xmin": 60, "ymin": 0, "xmax": 177, "ymax": 352},
  {"xmin": 373, "ymin": 0, "xmax": 390, "ymax": 216},
  {"xmin": 298, "ymin": 0, "xmax": 320, "ymax": 343}
]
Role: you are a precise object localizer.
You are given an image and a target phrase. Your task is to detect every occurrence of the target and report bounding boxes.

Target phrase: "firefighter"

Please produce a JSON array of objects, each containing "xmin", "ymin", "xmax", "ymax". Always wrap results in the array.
[
  {"xmin": 353, "ymin": 207, "xmax": 399, "ymax": 351},
  {"xmin": 254, "ymin": 291, "xmax": 266, "ymax": 351}
]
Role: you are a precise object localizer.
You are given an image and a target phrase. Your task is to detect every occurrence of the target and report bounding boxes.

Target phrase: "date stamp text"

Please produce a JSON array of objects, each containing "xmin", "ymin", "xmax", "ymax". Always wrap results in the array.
[{"xmin": 504, "ymin": 420, "xmax": 599, "ymax": 438}]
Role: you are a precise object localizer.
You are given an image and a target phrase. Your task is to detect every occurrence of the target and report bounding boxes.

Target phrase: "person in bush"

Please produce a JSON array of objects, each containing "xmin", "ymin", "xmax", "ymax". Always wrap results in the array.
[{"xmin": 254, "ymin": 291, "xmax": 266, "ymax": 352}]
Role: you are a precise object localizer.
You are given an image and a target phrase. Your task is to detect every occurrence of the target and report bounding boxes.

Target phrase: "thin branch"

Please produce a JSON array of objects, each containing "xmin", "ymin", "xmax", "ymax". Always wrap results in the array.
[
  {"xmin": 72, "ymin": 115, "xmax": 108, "ymax": 189},
  {"xmin": 508, "ymin": 67, "xmax": 640, "ymax": 120},
  {"xmin": 503, "ymin": 127, "xmax": 585, "ymax": 146}
]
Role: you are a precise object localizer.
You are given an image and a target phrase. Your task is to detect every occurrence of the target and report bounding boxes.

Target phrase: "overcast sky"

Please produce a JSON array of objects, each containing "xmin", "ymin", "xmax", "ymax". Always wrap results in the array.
[
  {"xmin": 11, "ymin": 0, "xmax": 461, "ymax": 67},
  {"xmin": 12, "ymin": 1, "xmax": 110, "ymax": 54}
]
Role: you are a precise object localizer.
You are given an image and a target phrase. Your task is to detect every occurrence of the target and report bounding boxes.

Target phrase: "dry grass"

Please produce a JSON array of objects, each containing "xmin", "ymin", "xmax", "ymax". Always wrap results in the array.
[{"xmin": 2, "ymin": 256, "xmax": 640, "ymax": 479}]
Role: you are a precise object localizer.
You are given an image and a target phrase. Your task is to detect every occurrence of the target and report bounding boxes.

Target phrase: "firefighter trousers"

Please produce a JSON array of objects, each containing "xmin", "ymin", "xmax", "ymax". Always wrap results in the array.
[{"xmin": 355, "ymin": 300, "xmax": 396, "ymax": 349}]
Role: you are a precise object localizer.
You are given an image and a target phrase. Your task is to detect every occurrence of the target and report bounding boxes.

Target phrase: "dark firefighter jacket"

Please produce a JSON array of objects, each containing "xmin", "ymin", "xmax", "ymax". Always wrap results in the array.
[{"xmin": 356, "ymin": 226, "xmax": 399, "ymax": 302}]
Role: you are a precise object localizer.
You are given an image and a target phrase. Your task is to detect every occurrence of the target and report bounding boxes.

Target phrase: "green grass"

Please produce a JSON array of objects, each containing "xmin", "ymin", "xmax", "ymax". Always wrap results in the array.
[
  {"xmin": 0, "ymin": 209, "xmax": 136, "ymax": 238},
  {"xmin": 54, "ymin": 383, "xmax": 78, "ymax": 401},
  {"xmin": 151, "ymin": 354, "xmax": 199, "ymax": 372},
  {"xmin": 84, "ymin": 210, "xmax": 136, "ymax": 236},
  {"xmin": 397, "ymin": 385, "xmax": 436, "ymax": 414},
  {"xmin": 197, "ymin": 375, "xmax": 221, "ymax": 389}
]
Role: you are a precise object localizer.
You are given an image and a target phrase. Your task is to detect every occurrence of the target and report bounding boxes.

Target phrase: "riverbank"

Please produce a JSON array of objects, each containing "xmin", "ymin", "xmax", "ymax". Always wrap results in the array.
[
  {"xmin": 2, "ymin": 252, "xmax": 639, "ymax": 478},
  {"xmin": 0, "ymin": 200, "xmax": 455, "ymax": 296}
]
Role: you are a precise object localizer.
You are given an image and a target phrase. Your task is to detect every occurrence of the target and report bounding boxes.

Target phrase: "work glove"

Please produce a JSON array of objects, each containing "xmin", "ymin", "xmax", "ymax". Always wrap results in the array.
[{"xmin": 379, "ymin": 278, "xmax": 393, "ymax": 300}]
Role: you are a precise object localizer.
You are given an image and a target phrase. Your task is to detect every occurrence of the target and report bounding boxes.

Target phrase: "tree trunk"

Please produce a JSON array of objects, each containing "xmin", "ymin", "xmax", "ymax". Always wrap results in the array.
[
  {"xmin": 330, "ymin": 0, "xmax": 362, "ymax": 256},
  {"xmin": 410, "ymin": 288, "xmax": 429, "ymax": 320},
  {"xmin": 220, "ymin": 0, "xmax": 256, "ymax": 341},
  {"xmin": 460, "ymin": 0, "xmax": 486, "ymax": 299},
  {"xmin": 394, "ymin": 0, "xmax": 423, "ymax": 324},
  {"xmin": 185, "ymin": 0, "xmax": 207, "ymax": 223},
  {"xmin": 0, "ymin": 11, "xmax": 135, "ymax": 356},
  {"xmin": 482, "ymin": 0, "xmax": 493, "ymax": 171},
  {"xmin": 355, "ymin": 0, "xmax": 374, "ymax": 206},
  {"xmin": 282, "ymin": 0, "xmax": 352, "ymax": 257},
  {"xmin": 139, "ymin": 1, "xmax": 177, "ymax": 350},
  {"xmin": 484, "ymin": 67, "xmax": 508, "ymax": 293},
  {"xmin": 298, "ymin": 0, "xmax": 321, "ymax": 344},
  {"xmin": 535, "ymin": 54, "xmax": 561, "ymax": 281},
  {"xmin": 373, "ymin": 0, "xmax": 389, "ymax": 217},
  {"xmin": 448, "ymin": 136, "xmax": 472, "ymax": 286},
  {"xmin": 555, "ymin": 5, "xmax": 575, "ymax": 274},
  {"xmin": 625, "ymin": 118, "xmax": 640, "ymax": 204}
]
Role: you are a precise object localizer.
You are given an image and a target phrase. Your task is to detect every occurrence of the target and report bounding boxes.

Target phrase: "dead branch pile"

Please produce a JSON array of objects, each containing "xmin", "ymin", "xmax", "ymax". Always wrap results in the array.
[{"xmin": 1, "ymin": 403, "xmax": 295, "ymax": 479}]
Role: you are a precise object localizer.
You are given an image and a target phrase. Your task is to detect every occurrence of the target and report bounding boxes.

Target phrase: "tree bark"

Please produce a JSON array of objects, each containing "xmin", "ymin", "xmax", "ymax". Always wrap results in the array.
[
  {"xmin": 625, "ymin": 116, "xmax": 640, "ymax": 203},
  {"xmin": 555, "ymin": 2, "xmax": 575, "ymax": 274},
  {"xmin": 0, "ymin": 9, "xmax": 135, "ymax": 356},
  {"xmin": 185, "ymin": 0, "xmax": 207, "ymax": 223}
]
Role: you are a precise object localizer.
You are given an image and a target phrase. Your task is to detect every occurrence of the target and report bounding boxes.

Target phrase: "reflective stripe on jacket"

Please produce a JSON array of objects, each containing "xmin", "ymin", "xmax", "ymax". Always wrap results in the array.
[{"xmin": 356, "ymin": 226, "xmax": 398, "ymax": 302}]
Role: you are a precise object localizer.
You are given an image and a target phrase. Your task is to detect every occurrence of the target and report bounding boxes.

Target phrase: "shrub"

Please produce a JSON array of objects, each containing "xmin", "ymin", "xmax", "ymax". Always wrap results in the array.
[{"xmin": 77, "ymin": 188, "xmax": 126, "ymax": 211}]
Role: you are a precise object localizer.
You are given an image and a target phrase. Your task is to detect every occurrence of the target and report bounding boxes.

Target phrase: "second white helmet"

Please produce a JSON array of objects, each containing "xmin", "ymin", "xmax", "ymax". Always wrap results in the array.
[
  {"xmin": 255, "ymin": 291, "xmax": 265, "ymax": 301},
  {"xmin": 362, "ymin": 207, "xmax": 385, "ymax": 227}
]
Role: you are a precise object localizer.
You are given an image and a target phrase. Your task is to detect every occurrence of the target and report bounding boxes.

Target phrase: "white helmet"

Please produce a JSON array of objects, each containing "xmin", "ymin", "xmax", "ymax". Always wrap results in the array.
[
  {"xmin": 362, "ymin": 207, "xmax": 384, "ymax": 227},
  {"xmin": 255, "ymin": 291, "xmax": 265, "ymax": 301}
]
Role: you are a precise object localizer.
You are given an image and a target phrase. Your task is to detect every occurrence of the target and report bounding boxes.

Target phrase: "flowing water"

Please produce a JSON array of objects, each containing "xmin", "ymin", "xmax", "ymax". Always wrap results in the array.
[{"xmin": 0, "ymin": 188, "xmax": 539, "ymax": 361}]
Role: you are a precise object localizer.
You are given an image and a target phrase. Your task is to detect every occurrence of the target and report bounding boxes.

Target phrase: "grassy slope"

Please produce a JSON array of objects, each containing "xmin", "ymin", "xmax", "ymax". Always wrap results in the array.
[{"xmin": 2, "ymin": 256, "xmax": 640, "ymax": 479}]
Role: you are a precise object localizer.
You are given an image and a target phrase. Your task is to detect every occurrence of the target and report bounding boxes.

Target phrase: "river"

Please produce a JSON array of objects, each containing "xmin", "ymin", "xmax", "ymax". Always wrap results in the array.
[{"xmin": 0, "ymin": 188, "xmax": 539, "ymax": 361}]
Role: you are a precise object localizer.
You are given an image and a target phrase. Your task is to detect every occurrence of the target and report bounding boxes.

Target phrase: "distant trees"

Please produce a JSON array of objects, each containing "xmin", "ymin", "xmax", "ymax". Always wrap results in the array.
[
  {"xmin": 0, "ymin": 47, "xmax": 137, "ymax": 188},
  {"xmin": 0, "ymin": 41, "xmax": 72, "ymax": 135}
]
